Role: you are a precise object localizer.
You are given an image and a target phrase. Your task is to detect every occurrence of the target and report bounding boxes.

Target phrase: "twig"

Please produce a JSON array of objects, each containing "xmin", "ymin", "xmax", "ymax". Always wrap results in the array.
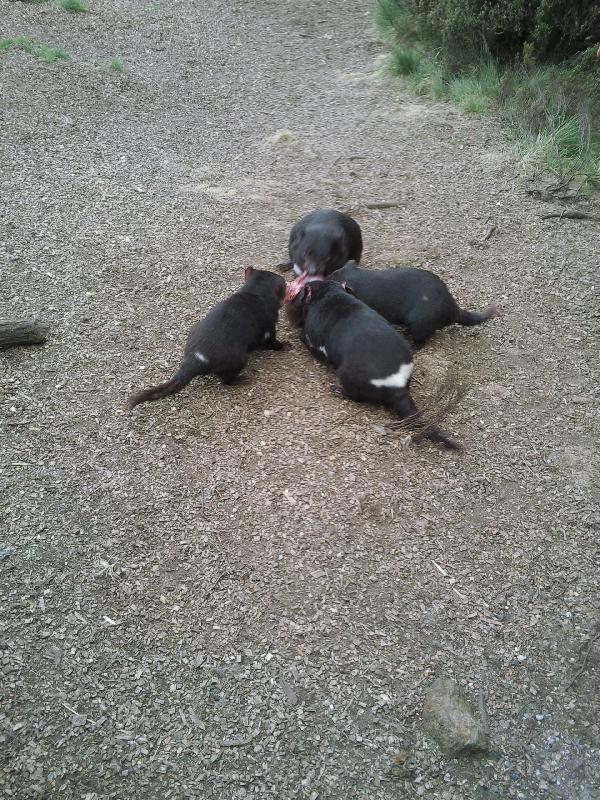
[
  {"xmin": 62, "ymin": 702, "xmax": 96, "ymax": 724},
  {"xmin": 482, "ymin": 224, "xmax": 497, "ymax": 241},
  {"xmin": 478, "ymin": 686, "xmax": 490, "ymax": 735},
  {"xmin": 221, "ymin": 730, "xmax": 259, "ymax": 747},
  {"xmin": 564, "ymin": 631, "xmax": 600, "ymax": 691},
  {"xmin": 204, "ymin": 571, "xmax": 232, "ymax": 600},
  {"xmin": 364, "ymin": 201, "xmax": 404, "ymax": 209},
  {"xmin": 541, "ymin": 210, "xmax": 600, "ymax": 222}
]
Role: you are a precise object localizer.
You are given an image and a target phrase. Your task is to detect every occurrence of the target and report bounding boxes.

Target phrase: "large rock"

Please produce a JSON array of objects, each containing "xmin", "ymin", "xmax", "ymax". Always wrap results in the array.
[{"xmin": 423, "ymin": 677, "xmax": 489, "ymax": 757}]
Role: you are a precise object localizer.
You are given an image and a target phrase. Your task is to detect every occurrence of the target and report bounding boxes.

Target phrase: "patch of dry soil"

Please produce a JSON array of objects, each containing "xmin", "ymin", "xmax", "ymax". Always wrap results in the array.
[{"xmin": 1, "ymin": 1, "xmax": 598, "ymax": 798}]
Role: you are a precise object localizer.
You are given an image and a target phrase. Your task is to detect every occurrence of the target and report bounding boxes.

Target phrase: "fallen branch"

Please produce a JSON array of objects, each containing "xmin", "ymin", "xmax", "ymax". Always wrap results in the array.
[
  {"xmin": 541, "ymin": 210, "xmax": 600, "ymax": 222},
  {"xmin": 364, "ymin": 201, "xmax": 404, "ymax": 210},
  {"xmin": 0, "ymin": 319, "xmax": 48, "ymax": 351}
]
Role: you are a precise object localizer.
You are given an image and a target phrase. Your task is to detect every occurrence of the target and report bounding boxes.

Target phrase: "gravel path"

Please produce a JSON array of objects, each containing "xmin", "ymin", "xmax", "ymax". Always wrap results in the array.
[{"xmin": 1, "ymin": 1, "xmax": 599, "ymax": 798}]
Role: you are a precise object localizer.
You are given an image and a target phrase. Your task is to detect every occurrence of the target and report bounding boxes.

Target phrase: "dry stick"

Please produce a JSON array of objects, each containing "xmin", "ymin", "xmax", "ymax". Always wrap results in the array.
[
  {"xmin": 478, "ymin": 685, "xmax": 491, "ymax": 736},
  {"xmin": 541, "ymin": 210, "xmax": 600, "ymax": 222},
  {"xmin": 483, "ymin": 224, "xmax": 497, "ymax": 241},
  {"xmin": 364, "ymin": 201, "xmax": 404, "ymax": 209},
  {"xmin": 564, "ymin": 631, "xmax": 600, "ymax": 691}
]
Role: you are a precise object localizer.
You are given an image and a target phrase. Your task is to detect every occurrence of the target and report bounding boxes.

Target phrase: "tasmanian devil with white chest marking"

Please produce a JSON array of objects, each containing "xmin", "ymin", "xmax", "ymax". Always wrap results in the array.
[
  {"xmin": 279, "ymin": 209, "xmax": 363, "ymax": 277},
  {"xmin": 127, "ymin": 268, "xmax": 288, "ymax": 412},
  {"xmin": 285, "ymin": 277, "xmax": 461, "ymax": 450},
  {"xmin": 329, "ymin": 261, "xmax": 498, "ymax": 345}
]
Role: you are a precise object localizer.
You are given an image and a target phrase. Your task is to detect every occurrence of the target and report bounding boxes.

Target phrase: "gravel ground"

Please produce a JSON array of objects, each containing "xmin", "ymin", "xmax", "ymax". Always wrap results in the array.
[{"xmin": 1, "ymin": 1, "xmax": 599, "ymax": 798}]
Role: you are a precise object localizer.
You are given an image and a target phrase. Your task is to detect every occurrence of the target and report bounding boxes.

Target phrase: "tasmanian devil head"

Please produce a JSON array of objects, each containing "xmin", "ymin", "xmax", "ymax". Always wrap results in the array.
[
  {"xmin": 244, "ymin": 267, "xmax": 287, "ymax": 306},
  {"xmin": 285, "ymin": 279, "xmax": 347, "ymax": 328},
  {"xmin": 297, "ymin": 226, "xmax": 345, "ymax": 276}
]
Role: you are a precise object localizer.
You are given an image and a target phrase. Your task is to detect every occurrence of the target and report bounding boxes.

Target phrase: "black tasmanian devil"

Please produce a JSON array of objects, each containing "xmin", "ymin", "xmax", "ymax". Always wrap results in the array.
[
  {"xmin": 329, "ymin": 261, "xmax": 497, "ymax": 345},
  {"xmin": 285, "ymin": 278, "xmax": 461, "ymax": 450},
  {"xmin": 279, "ymin": 209, "xmax": 363, "ymax": 276},
  {"xmin": 127, "ymin": 268, "xmax": 288, "ymax": 412}
]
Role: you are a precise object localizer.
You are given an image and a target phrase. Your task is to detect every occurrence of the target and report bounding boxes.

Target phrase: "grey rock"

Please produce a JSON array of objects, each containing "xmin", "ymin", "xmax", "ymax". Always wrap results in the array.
[{"xmin": 423, "ymin": 678, "xmax": 489, "ymax": 757}]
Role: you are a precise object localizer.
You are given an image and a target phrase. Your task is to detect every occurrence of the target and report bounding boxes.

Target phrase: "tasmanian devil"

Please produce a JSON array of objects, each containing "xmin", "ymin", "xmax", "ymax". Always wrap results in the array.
[
  {"xmin": 279, "ymin": 209, "xmax": 363, "ymax": 277},
  {"xmin": 329, "ymin": 261, "xmax": 497, "ymax": 345},
  {"xmin": 127, "ymin": 267, "xmax": 288, "ymax": 412},
  {"xmin": 285, "ymin": 277, "xmax": 461, "ymax": 450}
]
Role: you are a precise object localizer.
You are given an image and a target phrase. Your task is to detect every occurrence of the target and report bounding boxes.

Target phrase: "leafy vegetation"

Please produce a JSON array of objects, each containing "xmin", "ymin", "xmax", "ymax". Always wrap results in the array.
[
  {"xmin": 0, "ymin": 36, "xmax": 69, "ymax": 64},
  {"xmin": 59, "ymin": 0, "xmax": 87, "ymax": 11},
  {"xmin": 376, "ymin": 1, "xmax": 600, "ymax": 190}
]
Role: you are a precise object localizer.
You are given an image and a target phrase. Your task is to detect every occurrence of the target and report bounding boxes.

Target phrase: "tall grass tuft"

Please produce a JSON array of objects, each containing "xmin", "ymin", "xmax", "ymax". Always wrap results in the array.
[
  {"xmin": 0, "ymin": 36, "xmax": 69, "ymax": 63},
  {"xmin": 389, "ymin": 47, "xmax": 420, "ymax": 76},
  {"xmin": 59, "ymin": 0, "xmax": 87, "ymax": 11}
]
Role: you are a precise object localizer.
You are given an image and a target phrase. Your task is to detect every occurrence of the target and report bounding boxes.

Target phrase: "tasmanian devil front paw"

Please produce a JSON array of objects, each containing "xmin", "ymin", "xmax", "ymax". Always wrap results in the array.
[
  {"xmin": 264, "ymin": 338, "xmax": 291, "ymax": 351},
  {"xmin": 329, "ymin": 384, "xmax": 346, "ymax": 399}
]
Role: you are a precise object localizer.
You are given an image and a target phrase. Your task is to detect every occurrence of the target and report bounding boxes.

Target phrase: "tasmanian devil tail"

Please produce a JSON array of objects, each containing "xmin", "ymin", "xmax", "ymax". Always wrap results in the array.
[
  {"xmin": 457, "ymin": 304, "xmax": 498, "ymax": 327},
  {"xmin": 127, "ymin": 360, "xmax": 203, "ymax": 413},
  {"xmin": 392, "ymin": 391, "xmax": 462, "ymax": 452}
]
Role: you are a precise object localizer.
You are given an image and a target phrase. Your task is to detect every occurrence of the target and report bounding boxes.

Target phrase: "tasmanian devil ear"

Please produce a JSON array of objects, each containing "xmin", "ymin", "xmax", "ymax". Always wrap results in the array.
[
  {"xmin": 342, "ymin": 282, "xmax": 355, "ymax": 295},
  {"xmin": 244, "ymin": 266, "xmax": 254, "ymax": 281}
]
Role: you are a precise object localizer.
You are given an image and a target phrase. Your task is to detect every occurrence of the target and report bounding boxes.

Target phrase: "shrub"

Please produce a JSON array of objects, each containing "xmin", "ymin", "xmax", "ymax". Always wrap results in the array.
[
  {"xmin": 375, "ymin": 1, "xmax": 600, "ymax": 71},
  {"xmin": 375, "ymin": 0, "xmax": 600, "ymax": 190}
]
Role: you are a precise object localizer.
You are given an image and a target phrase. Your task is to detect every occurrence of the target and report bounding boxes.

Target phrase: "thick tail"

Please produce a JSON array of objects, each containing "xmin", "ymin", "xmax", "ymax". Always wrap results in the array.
[
  {"xmin": 392, "ymin": 391, "xmax": 463, "ymax": 451},
  {"xmin": 127, "ymin": 361, "xmax": 201, "ymax": 413},
  {"xmin": 457, "ymin": 304, "xmax": 498, "ymax": 327}
]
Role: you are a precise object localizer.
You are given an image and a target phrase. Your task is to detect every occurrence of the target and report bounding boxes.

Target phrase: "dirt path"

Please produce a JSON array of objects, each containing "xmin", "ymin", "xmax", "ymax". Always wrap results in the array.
[{"xmin": 1, "ymin": 1, "xmax": 599, "ymax": 798}]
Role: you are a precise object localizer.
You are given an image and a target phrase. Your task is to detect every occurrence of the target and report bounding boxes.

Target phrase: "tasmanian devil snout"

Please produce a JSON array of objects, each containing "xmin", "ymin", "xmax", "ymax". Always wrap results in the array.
[
  {"xmin": 285, "ymin": 280, "xmax": 461, "ymax": 450},
  {"xmin": 127, "ymin": 267, "xmax": 288, "ymax": 412}
]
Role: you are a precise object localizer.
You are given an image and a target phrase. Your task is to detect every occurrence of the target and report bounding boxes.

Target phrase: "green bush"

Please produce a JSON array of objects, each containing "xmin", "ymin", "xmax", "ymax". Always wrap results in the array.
[
  {"xmin": 375, "ymin": 1, "xmax": 600, "ymax": 190},
  {"xmin": 376, "ymin": 1, "xmax": 600, "ymax": 71}
]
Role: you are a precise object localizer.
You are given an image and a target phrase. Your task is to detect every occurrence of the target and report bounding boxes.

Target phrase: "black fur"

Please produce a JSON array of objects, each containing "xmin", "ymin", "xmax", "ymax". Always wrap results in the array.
[
  {"xmin": 287, "ymin": 281, "xmax": 461, "ymax": 450},
  {"xmin": 330, "ymin": 261, "xmax": 497, "ymax": 344},
  {"xmin": 280, "ymin": 209, "xmax": 363, "ymax": 276},
  {"xmin": 127, "ymin": 268, "xmax": 287, "ymax": 412}
]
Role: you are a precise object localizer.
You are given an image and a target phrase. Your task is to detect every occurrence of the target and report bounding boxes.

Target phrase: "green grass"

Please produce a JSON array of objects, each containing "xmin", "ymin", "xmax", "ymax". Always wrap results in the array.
[
  {"xmin": 59, "ymin": 0, "xmax": 87, "ymax": 11},
  {"xmin": 0, "ymin": 36, "xmax": 69, "ymax": 63},
  {"xmin": 109, "ymin": 58, "xmax": 125, "ymax": 72},
  {"xmin": 388, "ymin": 46, "xmax": 420, "ymax": 76},
  {"xmin": 517, "ymin": 115, "xmax": 600, "ymax": 188},
  {"xmin": 447, "ymin": 62, "xmax": 500, "ymax": 113},
  {"xmin": 405, "ymin": 57, "xmax": 448, "ymax": 99},
  {"xmin": 375, "ymin": 0, "xmax": 600, "ymax": 191}
]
